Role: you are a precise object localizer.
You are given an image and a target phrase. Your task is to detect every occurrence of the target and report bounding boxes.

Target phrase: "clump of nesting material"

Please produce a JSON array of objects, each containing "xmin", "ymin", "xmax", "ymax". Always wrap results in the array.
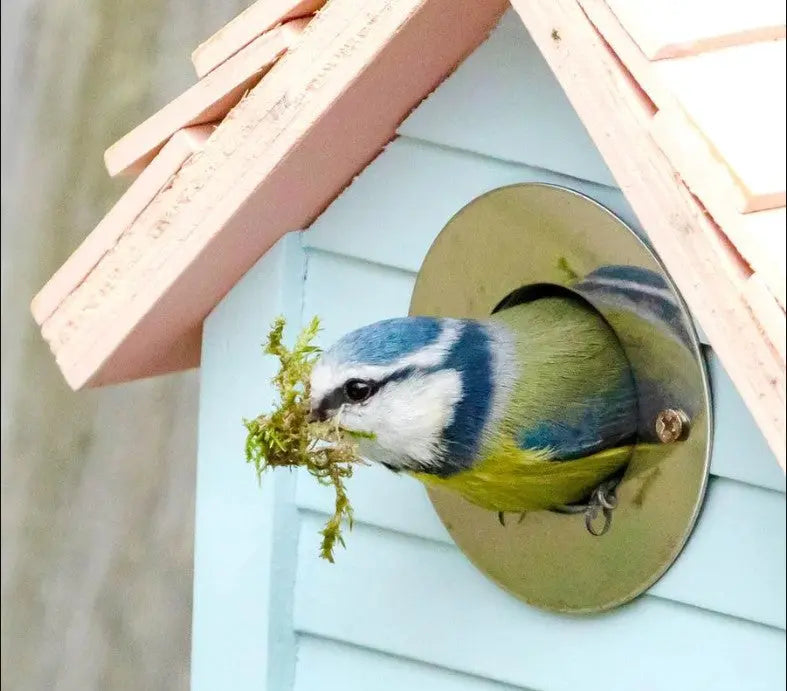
[{"xmin": 244, "ymin": 317, "xmax": 368, "ymax": 562}]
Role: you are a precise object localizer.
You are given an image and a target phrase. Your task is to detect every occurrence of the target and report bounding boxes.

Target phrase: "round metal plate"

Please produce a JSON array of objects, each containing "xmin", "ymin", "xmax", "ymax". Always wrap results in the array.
[{"xmin": 409, "ymin": 184, "xmax": 712, "ymax": 614}]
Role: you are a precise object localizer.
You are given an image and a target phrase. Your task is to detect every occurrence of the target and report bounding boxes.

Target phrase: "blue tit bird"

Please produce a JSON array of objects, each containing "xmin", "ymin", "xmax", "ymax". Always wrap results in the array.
[{"xmin": 308, "ymin": 295, "xmax": 639, "ymax": 514}]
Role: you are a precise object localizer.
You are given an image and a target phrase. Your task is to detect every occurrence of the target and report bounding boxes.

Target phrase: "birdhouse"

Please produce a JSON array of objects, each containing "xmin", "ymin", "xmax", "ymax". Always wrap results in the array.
[{"xmin": 32, "ymin": 1, "xmax": 785, "ymax": 689}]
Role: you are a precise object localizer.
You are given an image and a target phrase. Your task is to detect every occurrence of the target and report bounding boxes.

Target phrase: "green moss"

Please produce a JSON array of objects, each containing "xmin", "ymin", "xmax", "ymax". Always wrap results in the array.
[
  {"xmin": 556, "ymin": 256, "xmax": 579, "ymax": 282},
  {"xmin": 243, "ymin": 317, "xmax": 365, "ymax": 562}
]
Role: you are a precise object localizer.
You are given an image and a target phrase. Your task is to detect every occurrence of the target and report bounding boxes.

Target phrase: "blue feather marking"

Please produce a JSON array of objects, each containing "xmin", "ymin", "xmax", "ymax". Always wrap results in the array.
[
  {"xmin": 517, "ymin": 380, "xmax": 637, "ymax": 460},
  {"xmin": 574, "ymin": 265, "xmax": 691, "ymax": 348},
  {"xmin": 586, "ymin": 265, "xmax": 668, "ymax": 290},
  {"xmin": 434, "ymin": 321, "xmax": 493, "ymax": 474},
  {"xmin": 329, "ymin": 317, "xmax": 442, "ymax": 365}
]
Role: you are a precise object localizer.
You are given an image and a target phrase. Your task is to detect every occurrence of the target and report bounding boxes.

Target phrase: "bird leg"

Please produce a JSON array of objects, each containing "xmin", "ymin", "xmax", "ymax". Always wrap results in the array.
[{"xmin": 583, "ymin": 478, "xmax": 619, "ymax": 536}]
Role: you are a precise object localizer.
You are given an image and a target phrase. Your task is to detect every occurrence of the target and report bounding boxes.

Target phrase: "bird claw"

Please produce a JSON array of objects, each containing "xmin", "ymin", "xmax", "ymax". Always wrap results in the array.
[
  {"xmin": 583, "ymin": 480, "xmax": 618, "ymax": 536},
  {"xmin": 498, "ymin": 511, "xmax": 527, "ymax": 527}
]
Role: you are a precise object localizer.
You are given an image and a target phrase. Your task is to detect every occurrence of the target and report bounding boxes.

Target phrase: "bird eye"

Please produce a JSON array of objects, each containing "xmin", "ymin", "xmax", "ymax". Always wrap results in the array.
[{"xmin": 343, "ymin": 379, "xmax": 373, "ymax": 403}]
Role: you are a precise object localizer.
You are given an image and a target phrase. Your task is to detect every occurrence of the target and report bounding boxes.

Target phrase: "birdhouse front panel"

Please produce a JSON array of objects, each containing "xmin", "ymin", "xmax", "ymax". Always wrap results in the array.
[{"xmin": 191, "ymin": 12, "xmax": 785, "ymax": 691}]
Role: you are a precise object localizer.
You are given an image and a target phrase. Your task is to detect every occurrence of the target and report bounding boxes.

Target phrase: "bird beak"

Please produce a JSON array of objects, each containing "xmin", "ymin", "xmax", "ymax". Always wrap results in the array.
[{"xmin": 307, "ymin": 407, "xmax": 326, "ymax": 423}]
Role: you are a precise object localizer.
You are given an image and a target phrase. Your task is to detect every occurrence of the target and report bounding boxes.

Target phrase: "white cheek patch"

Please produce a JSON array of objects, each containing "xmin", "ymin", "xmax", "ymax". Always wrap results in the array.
[{"xmin": 340, "ymin": 369, "xmax": 463, "ymax": 469}]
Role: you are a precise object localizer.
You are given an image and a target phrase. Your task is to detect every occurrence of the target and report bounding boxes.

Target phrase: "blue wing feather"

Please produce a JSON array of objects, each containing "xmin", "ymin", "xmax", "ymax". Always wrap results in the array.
[{"xmin": 516, "ymin": 383, "xmax": 638, "ymax": 460}]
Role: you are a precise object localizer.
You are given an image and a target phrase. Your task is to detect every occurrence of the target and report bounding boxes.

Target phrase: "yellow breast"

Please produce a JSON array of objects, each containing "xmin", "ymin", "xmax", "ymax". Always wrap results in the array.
[{"xmin": 410, "ymin": 441, "xmax": 633, "ymax": 512}]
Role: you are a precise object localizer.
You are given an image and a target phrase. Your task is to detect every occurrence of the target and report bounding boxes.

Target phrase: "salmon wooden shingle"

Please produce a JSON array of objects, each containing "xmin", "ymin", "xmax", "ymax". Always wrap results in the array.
[
  {"xmin": 36, "ymin": 0, "xmax": 508, "ymax": 390},
  {"xmin": 746, "ymin": 273, "xmax": 787, "ymax": 362},
  {"xmin": 104, "ymin": 18, "xmax": 309, "ymax": 178},
  {"xmin": 655, "ymin": 40, "xmax": 786, "ymax": 213},
  {"xmin": 32, "ymin": 125, "xmax": 214, "ymax": 326},
  {"xmin": 582, "ymin": 0, "xmax": 786, "ymax": 306},
  {"xmin": 191, "ymin": 0, "xmax": 325, "ymax": 78},
  {"xmin": 605, "ymin": 0, "xmax": 786, "ymax": 60},
  {"xmin": 651, "ymin": 107, "xmax": 786, "ymax": 307}
]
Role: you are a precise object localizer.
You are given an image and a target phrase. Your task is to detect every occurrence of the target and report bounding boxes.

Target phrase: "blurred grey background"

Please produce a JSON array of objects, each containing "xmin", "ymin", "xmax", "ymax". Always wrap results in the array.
[{"xmin": 1, "ymin": 1, "xmax": 247, "ymax": 688}]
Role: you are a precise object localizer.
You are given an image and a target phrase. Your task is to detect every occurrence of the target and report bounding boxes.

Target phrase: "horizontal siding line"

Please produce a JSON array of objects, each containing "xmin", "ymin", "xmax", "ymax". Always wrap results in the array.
[
  {"xmin": 396, "ymin": 133, "xmax": 622, "ymax": 193},
  {"xmin": 294, "ymin": 512, "xmax": 786, "ymax": 690},
  {"xmin": 709, "ymin": 470, "xmax": 785, "ymax": 496},
  {"xmin": 296, "ymin": 632, "xmax": 537, "ymax": 691},
  {"xmin": 298, "ymin": 504, "xmax": 450, "ymax": 549},
  {"xmin": 296, "ymin": 506, "xmax": 785, "ymax": 631},
  {"xmin": 302, "ymin": 244, "xmax": 418, "ymax": 278}
]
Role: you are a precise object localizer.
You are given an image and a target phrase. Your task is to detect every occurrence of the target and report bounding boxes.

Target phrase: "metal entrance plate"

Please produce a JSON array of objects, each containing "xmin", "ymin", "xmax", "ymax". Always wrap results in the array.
[{"xmin": 409, "ymin": 184, "xmax": 712, "ymax": 613}]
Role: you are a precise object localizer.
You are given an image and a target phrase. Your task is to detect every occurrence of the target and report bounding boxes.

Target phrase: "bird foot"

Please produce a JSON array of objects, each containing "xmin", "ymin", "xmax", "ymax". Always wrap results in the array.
[
  {"xmin": 497, "ymin": 511, "xmax": 528, "ymax": 527},
  {"xmin": 583, "ymin": 479, "xmax": 618, "ymax": 536}
]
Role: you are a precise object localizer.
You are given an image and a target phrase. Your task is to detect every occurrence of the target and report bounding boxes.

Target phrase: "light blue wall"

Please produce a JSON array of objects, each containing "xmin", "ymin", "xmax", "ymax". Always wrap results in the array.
[{"xmin": 193, "ymin": 10, "xmax": 786, "ymax": 690}]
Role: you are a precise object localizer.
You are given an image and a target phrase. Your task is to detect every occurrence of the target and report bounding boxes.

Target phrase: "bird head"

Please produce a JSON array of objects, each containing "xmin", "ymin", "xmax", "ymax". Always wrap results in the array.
[{"xmin": 309, "ymin": 317, "xmax": 501, "ymax": 473}]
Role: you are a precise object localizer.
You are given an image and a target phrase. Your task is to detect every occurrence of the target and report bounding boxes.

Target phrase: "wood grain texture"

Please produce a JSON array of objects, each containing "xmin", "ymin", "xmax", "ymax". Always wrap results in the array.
[
  {"xmin": 191, "ymin": 0, "xmax": 325, "ymax": 78},
  {"xmin": 582, "ymin": 0, "xmax": 786, "ymax": 308},
  {"xmin": 104, "ymin": 18, "xmax": 308, "ymax": 177},
  {"xmin": 650, "ymin": 107, "xmax": 786, "ymax": 306},
  {"xmin": 33, "ymin": 125, "xmax": 214, "ymax": 325},
  {"xmin": 509, "ymin": 0, "xmax": 785, "ymax": 468},
  {"xmin": 744, "ymin": 273, "xmax": 787, "ymax": 359},
  {"xmin": 0, "ymin": 1, "xmax": 247, "ymax": 690},
  {"xmin": 605, "ymin": 0, "xmax": 786, "ymax": 59},
  {"xmin": 37, "ymin": 0, "xmax": 508, "ymax": 391},
  {"xmin": 655, "ymin": 40, "xmax": 786, "ymax": 212}
]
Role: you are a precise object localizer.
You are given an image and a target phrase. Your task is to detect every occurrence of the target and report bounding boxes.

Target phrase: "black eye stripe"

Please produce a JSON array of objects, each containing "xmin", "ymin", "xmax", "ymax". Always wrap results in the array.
[{"xmin": 314, "ymin": 366, "xmax": 418, "ymax": 415}]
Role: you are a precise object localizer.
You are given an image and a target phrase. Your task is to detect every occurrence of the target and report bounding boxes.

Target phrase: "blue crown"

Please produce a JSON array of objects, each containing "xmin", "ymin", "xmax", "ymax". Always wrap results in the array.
[{"xmin": 328, "ymin": 317, "xmax": 444, "ymax": 365}]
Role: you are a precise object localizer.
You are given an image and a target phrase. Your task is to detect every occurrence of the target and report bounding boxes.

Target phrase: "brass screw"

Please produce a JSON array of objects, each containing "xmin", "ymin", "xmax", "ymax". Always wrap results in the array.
[{"xmin": 655, "ymin": 409, "xmax": 690, "ymax": 443}]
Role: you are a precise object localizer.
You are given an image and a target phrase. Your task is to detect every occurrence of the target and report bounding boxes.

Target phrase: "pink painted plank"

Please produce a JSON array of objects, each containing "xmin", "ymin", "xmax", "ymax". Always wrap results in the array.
[
  {"xmin": 191, "ymin": 0, "xmax": 324, "ymax": 78},
  {"xmin": 104, "ymin": 18, "xmax": 308, "ymax": 178},
  {"xmin": 655, "ymin": 40, "xmax": 786, "ymax": 212},
  {"xmin": 580, "ymin": 0, "xmax": 673, "ymax": 104},
  {"xmin": 605, "ymin": 0, "xmax": 786, "ymax": 60},
  {"xmin": 745, "ymin": 273, "xmax": 787, "ymax": 362},
  {"xmin": 586, "ymin": 1, "xmax": 786, "ymax": 213},
  {"xmin": 32, "ymin": 125, "xmax": 213, "ymax": 326},
  {"xmin": 651, "ymin": 107, "xmax": 786, "ymax": 307},
  {"xmin": 37, "ymin": 0, "xmax": 508, "ymax": 391}
]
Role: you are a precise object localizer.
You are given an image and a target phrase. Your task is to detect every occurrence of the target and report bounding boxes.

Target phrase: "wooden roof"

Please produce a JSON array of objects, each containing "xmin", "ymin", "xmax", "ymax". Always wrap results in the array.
[{"xmin": 31, "ymin": 0, "xmax": 785, "ymax": 467}]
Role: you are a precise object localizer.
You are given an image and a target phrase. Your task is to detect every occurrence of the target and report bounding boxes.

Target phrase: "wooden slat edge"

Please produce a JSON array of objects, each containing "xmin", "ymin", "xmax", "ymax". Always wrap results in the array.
[
  {"xmin": 191, "ymin": 0, "xmax": 325, "ymax": 78},
  {"xmin": 584, "ymin": 2, "xmax": 786, "ymax": 217},
  {"xmin": 31, "ymin": 125, "xmax": 214, "ymax": 326},
  {"xmin": 38, "ymin": 0, "xmax": 508, "ymax": 390},
  {"xmin": 650, "ymin": 107, "xmax": 786, "ymax": 307},
  {"xmin": 745, "ymin": 274, "xmax": 787, "ymax": 362},
  {"xmin": 510, "ymin": 0, "xmax": 785, "ymax": 469},
  {"xmin": 105, "ymin": 19, "xmax": 309, "ymax": 178},
  {"xmin": 604, "ymin": 0, "xmax": 787, "ymax": 60}
]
